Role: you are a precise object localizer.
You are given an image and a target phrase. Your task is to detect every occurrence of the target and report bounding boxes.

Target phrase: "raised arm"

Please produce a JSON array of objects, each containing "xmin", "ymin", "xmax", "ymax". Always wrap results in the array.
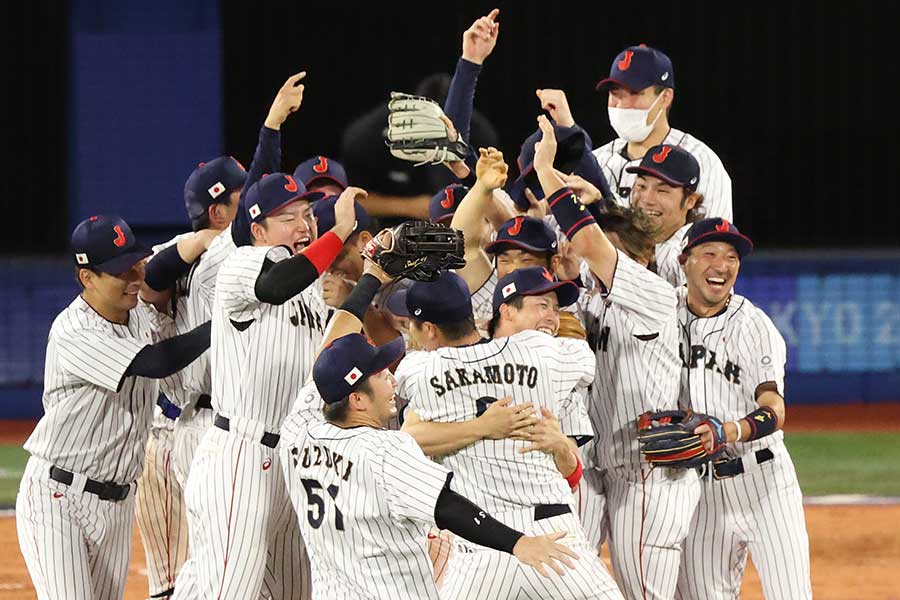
[
  {"xmin": 449, "ymin": 147, "xmax": 508, "ymax": 292},
  {"xmin": 532, "ymin": 115, "xmax": 618, "ymax": 288}
]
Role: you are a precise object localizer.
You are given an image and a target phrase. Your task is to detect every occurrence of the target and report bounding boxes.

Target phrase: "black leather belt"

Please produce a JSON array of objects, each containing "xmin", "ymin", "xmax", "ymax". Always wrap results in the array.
[
  {"xmin": 214, "ymin": 414, "xmax": 280, "ymax": 449},
  {"xmin": 196, "ymin": 394, "xmax": 213, "ymax": 410},
  {"xmin": 703, "ymin": 448, "xmax": 775, "ymax": 480},
  {"xmin": 535, "ymin": 504, "xmax": 571, "ymax": 520},
  {"xmin": 49, "ymin": 466, "xmax": 131, "ymax": 502}
]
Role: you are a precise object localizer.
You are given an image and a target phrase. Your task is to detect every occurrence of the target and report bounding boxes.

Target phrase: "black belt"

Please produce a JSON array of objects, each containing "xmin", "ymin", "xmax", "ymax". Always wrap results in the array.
[
  {"xmin": 703, "ymin": 448, "xmax": 775, "ymax": 480},
  {"xmin": 49, "ymin": 466, "xmax": 131, "ymax": 502},
  {"xmin": 534, "ymin": 504, "xmax": 571, "ymax": 520},
  {"xmin": 196, "ymin": 394, "xmax": 213, "ymax": 410},
  {"xmin": 214, "ymin": 414, "xmax": 280, "ymax": 449}
]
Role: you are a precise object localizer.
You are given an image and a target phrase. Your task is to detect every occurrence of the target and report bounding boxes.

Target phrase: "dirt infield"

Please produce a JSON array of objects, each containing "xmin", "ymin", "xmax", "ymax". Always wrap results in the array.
[{"xmin": 0, "ymin": 504, "xmax": 898, "ymax": 599}]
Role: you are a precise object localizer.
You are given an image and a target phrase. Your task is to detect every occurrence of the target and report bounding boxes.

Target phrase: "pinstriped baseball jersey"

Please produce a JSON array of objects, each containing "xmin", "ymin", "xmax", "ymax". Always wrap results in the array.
[
  {"xmin": 654, "ymin": 223, "xmax": 691, "ymax": 288},
  {"xmin": 579, "ymin": 250, "xmax": 681, "ymax": 470},
  {"xmin": 280, "ymin": 386, "xmax": 450, "ymax": 600},
  {"xmin": 593, "ymin": 128, "xmax": 733, "ymax": 221},
  {"xmin": 212, "ymin": 244, "xmax": 327, "ymax": 431},
  {"xmin": 24, "ymin": 296, "xmax": 172, "ymax": 483},
  {"xmin": 467, "ymin": 269, "xmax": 498, "ymax": 325},
  {"xmin": 676, "ymin": 288, "xmax": 788, "ymax": 459},
  {"xmin": 395, "ymin": 331, "xmax": 594, "ymax": 514}
]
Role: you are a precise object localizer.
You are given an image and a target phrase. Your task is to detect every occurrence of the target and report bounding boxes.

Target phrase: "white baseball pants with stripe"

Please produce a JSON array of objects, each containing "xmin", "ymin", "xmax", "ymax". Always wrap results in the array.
[
  {"xmin": 16, "ymin": 456, "xmax": 136, "ymax": 600},
  {"xmin": 675, "ymin": 443, "xmax": 811, "ymax": 600},
  {"xmin": 177, "ymin": 418, "xmax": 310, "ymax": 600},
  {"xmin": 440, "ymin": 506, "xmax": 623, "ymax": 600}
]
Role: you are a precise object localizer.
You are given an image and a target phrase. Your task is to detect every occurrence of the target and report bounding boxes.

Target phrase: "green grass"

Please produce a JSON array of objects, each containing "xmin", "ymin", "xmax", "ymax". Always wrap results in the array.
[
  {"xmin": 0, "ymin": 433, "xmax": 897, "ymax": 506},
  {"xmin": 0, "ymin": 445, "xmax": 28, "ymax": 506},
  {"xmin": 786, "ymin": 432, "xmax": 900, "ymax": 496}
]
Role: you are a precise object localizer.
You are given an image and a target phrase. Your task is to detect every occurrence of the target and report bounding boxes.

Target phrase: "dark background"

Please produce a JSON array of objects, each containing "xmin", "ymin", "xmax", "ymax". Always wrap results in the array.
[{"xmin": 4, "ymin": 1, "xmax": 896, "ymax": 252}]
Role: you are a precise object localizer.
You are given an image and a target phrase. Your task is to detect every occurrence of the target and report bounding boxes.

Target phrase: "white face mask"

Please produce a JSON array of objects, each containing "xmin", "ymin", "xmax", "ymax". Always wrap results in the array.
[{"xmin": 607, "ymin": 92, "xmax": 665, "ymax": 142}]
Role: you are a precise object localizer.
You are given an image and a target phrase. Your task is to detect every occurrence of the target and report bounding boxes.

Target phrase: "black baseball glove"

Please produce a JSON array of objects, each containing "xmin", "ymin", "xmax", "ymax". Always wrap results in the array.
[
  {"xmin": 636, "ymin": 409, "xmax": 727, "ymax": 469},
  {"xmin": 362, "ymin": 221, "xmax": 465, "ymax": 282}
]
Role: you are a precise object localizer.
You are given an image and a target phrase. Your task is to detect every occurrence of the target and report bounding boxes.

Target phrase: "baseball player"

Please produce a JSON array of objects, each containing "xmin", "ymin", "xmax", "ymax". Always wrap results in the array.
[
  {"xmin": 279, "ymin": 326, "xmax": 581, "ymax": 600},
  {"xmin": 312, "ymin": 194, "xmax": 375, "ymax": 308},
  {"xmin": 183, "ymin": 176, "xmax": 361, "ymax": 599},
  {"xmin": 16, "ymin": 215, "xmax": 211, "ymax": 600},
  {"xmin": 535, "ymin": 45, "xmax": 732, "ymax": 221},
  {"xmin": 392, "ymin": 270, "xmax": 622, "ymax": 600},
  {"xmin": 672, "ymin": 219, "xmax": 811, "ymax": 599},
  {"xmin": 534, "ymin": 114, "xmax": 700, "ymax": 599},
  {"xmin": 293, "ymin": 155, "xmax": 349, "ymax": 196}
]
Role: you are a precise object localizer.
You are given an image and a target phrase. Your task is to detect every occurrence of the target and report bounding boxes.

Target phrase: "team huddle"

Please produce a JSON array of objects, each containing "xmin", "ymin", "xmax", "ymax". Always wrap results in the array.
[{"xmin": 15, "ymin": 8, "xmax": 812, "ymax": 600}]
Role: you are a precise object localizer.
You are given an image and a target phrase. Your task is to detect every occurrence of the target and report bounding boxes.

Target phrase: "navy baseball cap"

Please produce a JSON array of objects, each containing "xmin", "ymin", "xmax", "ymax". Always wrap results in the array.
[
  {"xmin": 314, "ymin": 334, "xmax": 405, "ymax": 405},
  {"xmin": 492, "ymin": 267, "xmax": 579, "ymax": 314},
  {"xmin": 596, "ymin": 45, "xmax": 675, "ymax": 92},
  {"xmin": 386, "ymin": 270, "xmax": 472, "ymax": 324},
  {"xmin": 507, "ymin": 123, "xmax": 607, "ymax": 210},
  {"xmin": 293, "ymin": 156, "xmax": 348, "ymax": 192},
  {"xmin": 71, "ymin": 215, "xmax": 151, "ymax": 275},
  {"xmin": 626, "ymin": 144, "xmax": 700, "ymax": 190},
  {"xmin": 681, "ymin": 218, "xmax": 754, "ymax": 259},
  {"xmin": 243, "ymin": 173, "xmax": 325, "ymax": 224},
  {"xmin": 184, "ymin": 156, "xmax": 247, "ymax": 223},
  {"xmin": 429, "ymin": 184, "xmax": 469, "ymax": 224},
  {"xmin": 312, "ymin": 194, "xmax": 371, "ymax": 236},
  {"xmin": 485, "ymin": 216, "xmax": 558, "ymax": 255}
]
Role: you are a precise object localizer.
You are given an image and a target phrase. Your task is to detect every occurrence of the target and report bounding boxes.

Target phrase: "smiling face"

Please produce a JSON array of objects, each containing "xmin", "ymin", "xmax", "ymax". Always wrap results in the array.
[
  {"xmin": 500, "ymin": 292, "xmax": 561, "ymax": 337},
  {"xmin": 250, "ymin": 200, "xmax": 318, "ymax": 253},
  {"xmin": 496, "ymin": 248, "xmax": 553, "ymax": 279},
  {"xmin": 631, "ymin": 175, "xmax": 697, "ymax": 241},
  {"xmin": 79, "ymin": 260, "xmax": 146, "ymax": 322},
  {"xmin": 682, "ymin": 241, "xmax": 741, "ymax": 314},
  {"xmin": 355, "ymin": 369, "xmax": 398, "ymax": 426}
]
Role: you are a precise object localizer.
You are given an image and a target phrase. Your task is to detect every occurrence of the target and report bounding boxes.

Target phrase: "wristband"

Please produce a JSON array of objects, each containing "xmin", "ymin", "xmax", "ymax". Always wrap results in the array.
[
  {"xmin": 338, "ymin": 274, "xmax": 381, "ymax": 322},
  {"xmin": 564, "ymin": 453, "xmax": 583, "ymax": 489},
  {"xmin": 546, "ymin": 187, "xmax": 596, "ymax": 240},
  {"xmin": 743, "ymin": 406, "xmax": 778, "ymax": 441},
  {"xmin": 302, "ymin": 231, "xmax": 344, "ymax": 275}
]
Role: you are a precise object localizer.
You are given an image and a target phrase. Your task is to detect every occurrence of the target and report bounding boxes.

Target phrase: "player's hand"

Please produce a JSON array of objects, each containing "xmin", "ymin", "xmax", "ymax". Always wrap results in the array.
[
  {"xmin": 477, "ymin": 397, "xmax": 538, "ymax": 441},
  {"xmin": 265, "ymin": 71, "xmax": 306, "ymax": 130},
  {"xmin": 556, "ymin": 171, "xmax": 602, "ymax": 205},
  {"xmin": 518, "ymin": 408, "xmax": 569, "ymax": 455},
  {"xmin": 462, "ymin": 8, "xmax": 500, "ymax": 65},
  {"xmin": 532, "ymin": 115, "xmax": 558, "ymax": 174},
  {"xmin": 362, "ymin": 254, "xmax": 394, "ymax": 284},
  {"xmin": 332, "ymin": 186, "xmax": 367, "ymax": 241},
  {"xmin": 474, "ymin": 147, "xmax": 508, "ymax": 191},
  {"xmin": 554, "ymin": 239, "xmax": 582, "ymax": 281},
  {"xmin": 512, "ymin": 531, "xmax": 579, "ymax": 577},
  {"xmin": 694, "ymin": 422, "xmax": 737, "ymax": 453},
  {"xmin": 535, "ymin": 89, "xmax": 575, "ymax": 128},
  {"xmin": 439, "ymin": 116, "xmax": 471, "ymax": 179},
  {"xmin": 322, "ymin": 271, "xmax": 355, "ymax": 308},
  {"xmin": 522, "ymin": 188, "xmax": 548, "ymax": 219}
]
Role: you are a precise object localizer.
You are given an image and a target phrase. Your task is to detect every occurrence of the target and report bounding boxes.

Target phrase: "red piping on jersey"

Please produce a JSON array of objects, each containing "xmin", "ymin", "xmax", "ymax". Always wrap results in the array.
[
  {"xmin": 639, "ymin": 467, "xmax": 650, "ymax": 600},
  {"xmin": 302, "ymin": 231, "xmax": 344, "ymax": 275},
  {"xmin": 217, "ymin": 440, "xmax": 246, "ymax": 600}
]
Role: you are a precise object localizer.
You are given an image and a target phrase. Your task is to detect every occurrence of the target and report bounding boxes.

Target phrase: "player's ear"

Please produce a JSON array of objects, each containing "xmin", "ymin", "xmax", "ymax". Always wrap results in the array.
[
  {"xmin": 356, "ymin": 230, "xmax": 373, "ymax": 249},
  {"xmin": 77, "ymin": 267, "xmax": 95, "ymax": 289},
  {"xmin": 549, "ymin": 253, "xmax": 562, "ymax": 275},
  {"xmin": 250, "ymin": 221, "xmax": 266, "ymax": 243}
]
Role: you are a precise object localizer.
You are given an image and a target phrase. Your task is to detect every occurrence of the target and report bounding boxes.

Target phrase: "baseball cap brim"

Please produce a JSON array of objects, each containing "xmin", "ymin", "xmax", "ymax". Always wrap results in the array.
[
  {"xmin": 485, "ymin": 239, "xmax": 555, "ymax": 255},
  {"xmin": 385, "ymin": 288, "xmax": 410, "ymax": 317},
  {"xmin": 521, "ymin": 280, "xmax": 580, "ymax": 309},
  {"xmin": 261, "ymin": 191, "xmax": 327, "ymax": 220},
  {"xmin": 683, "ymin": 232, "xmax": 754, "ymax": 259},
  {"xmin": 368, "ymin": 336, "xmax": 406, "ymax": 377},
  {"xmin": 306, "ymin": 175, "xmax": 347, "ymax": 191},
  {"xmin": 92, "ymin": 246, "xmax": 152, "ymax": 275},
  {"xmin": 625, "ymin": 165, "xmax": 691, "ymax": 189},
  {"xmin": 595, "ymin": 76, "xmax": 653, "ymax": 92}
]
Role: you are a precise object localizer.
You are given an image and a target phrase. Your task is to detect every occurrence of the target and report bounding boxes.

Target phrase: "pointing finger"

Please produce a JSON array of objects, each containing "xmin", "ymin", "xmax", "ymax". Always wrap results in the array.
[{"xmin": 284, "ymin": 71, "xmax": 307, "ymax": 87}]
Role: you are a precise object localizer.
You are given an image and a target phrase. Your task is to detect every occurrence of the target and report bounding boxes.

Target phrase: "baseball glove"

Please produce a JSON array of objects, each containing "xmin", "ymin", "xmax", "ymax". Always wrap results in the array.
[
  {"xmin": 385, "ymin": 92, "xmax": 469, "ymax": 166},
  {"xmin": 556, "ymin": 311, "xmax": 587, "ymax": 340},
  {"xmin": 636, "ymin": 409, "xmax": 727, "ymax": 469},
  {"xmin": 362, "ymin": 221, "xmax": 465, "ymax": 282}
]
